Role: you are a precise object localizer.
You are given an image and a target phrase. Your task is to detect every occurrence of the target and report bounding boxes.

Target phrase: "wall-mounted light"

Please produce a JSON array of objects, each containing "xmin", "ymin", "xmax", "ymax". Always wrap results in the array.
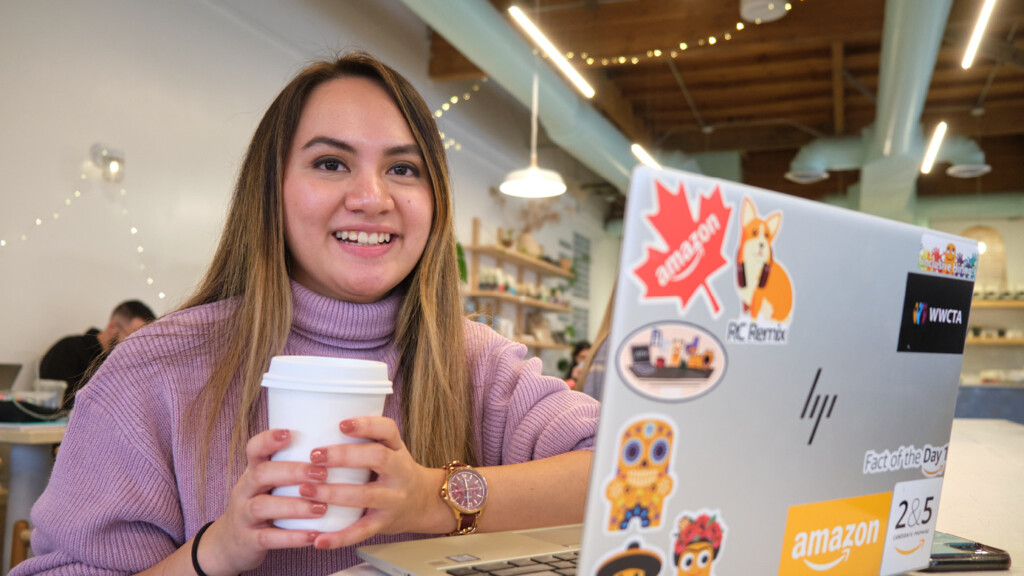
[{"xmin": 91, "ymin": 143, "xmax": 125, "ymax": 182}]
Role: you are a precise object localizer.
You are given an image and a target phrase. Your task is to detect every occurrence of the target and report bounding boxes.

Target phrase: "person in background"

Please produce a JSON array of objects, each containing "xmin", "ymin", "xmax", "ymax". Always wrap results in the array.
[
  {"xmin": 39, "ymin": 299, "xmax": 155, "ymax": 407},
  {"xmin": 564, "ymin": 340, "xmax": 591, "ymax": 388},
  {"xmin": 13, "ymin": 52, "xmax": 598, "ymax": 576}
]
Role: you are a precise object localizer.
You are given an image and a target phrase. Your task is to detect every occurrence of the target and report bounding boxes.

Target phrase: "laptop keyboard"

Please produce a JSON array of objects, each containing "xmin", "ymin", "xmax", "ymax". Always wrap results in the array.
[{"xmin": 445, "ymin": 552, "xmax": 579, "ymax": 576}]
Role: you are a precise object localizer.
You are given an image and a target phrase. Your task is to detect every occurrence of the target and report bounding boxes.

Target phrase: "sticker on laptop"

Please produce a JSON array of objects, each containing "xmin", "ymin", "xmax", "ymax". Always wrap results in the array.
[
  {"xmin": 918, "ymin": 233, "xmax": 978, "ymax": 281},
  {"xmin": 672, "ymin": 509, "xmax": 727, "ymax": 576},
  {"xmin": 879, "ymin": 477, "xmax": 943, "ymax": 574},
  {"xmin": 897, "ymin": 273, "xmax": 973, "ymax": 354},
  {"xmin": 778, "ymin": 492, "xmax": 891, "ymax": 575},
  {"xmin": 632, "ymin": 179, "xmax": 734, "ymax": 318},
  {"xmin": 863, "ymin": 443, "xmax": 948, "ymax": 478},
  {"xmin": 615, "ymin": 322, "xmax": 726, "ymax": 401},
  {"xmin": 605, "ymin": 417, "xmax": 676, "ymax": 533},
  {"xmin": 595, "ymin": 540, "xmax": 664, "ymax": 576},
  {"xmin": 726, "ymin": 196, "xmax": 793, "ymax": 345}
]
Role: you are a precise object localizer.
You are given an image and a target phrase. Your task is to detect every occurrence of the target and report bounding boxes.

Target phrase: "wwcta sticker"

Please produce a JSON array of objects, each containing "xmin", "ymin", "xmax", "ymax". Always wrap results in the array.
[
  {"xmin": 879, "ymin": 478, "xmax": 943, "ymax": 576},
  {"xmin": 778, "ymin": 492, "xmax": 891, "ymax": 575}
]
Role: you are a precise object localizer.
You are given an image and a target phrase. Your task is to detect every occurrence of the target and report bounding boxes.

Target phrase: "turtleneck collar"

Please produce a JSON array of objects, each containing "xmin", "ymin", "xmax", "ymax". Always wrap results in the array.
[{"xmin": 288, "ymin": 279, "xmax": 403, "ymax": 350}]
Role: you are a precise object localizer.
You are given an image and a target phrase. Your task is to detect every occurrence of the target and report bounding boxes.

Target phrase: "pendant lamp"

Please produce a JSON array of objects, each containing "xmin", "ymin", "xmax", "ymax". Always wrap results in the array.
[{"xmin": 499, "ymin": 73, "xmax": 567, "ymax": 198}]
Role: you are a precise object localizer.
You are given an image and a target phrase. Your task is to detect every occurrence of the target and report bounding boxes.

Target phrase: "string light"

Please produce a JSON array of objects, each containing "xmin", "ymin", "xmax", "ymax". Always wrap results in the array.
[
  {"xmin": 0, "ymin": 170, "xmax": 167, "ymax": 300},
  {"xmin": 565, "ymin": 1, "xmax": 808, "ymax": 68}
]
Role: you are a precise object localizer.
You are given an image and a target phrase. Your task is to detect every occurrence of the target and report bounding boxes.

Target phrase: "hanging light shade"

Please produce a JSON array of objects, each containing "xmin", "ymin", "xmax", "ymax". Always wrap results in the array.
[{"xmin": 500, "ymin": 72, "xmax": 566, "ymax": 198}]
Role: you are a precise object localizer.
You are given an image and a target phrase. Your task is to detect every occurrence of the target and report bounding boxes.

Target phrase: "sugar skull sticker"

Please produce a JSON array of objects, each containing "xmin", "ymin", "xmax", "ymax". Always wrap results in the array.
[
  {"xmin": 673, "ymin": 510, "xmax": 727, "ymax": 576},
  {"xmin": 606, "ymin": 417, "xmax": 676, "ymax": 532}
]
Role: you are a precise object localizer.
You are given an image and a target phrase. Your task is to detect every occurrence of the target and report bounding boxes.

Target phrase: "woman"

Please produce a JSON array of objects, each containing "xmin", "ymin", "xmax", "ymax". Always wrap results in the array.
[
  {"xmin": 563, "ymin": 340, "xmax": 591, "ymax": 388},
  {"xmin": 15, "ymin": 53, "xmax": 598, "ymax": 575}
]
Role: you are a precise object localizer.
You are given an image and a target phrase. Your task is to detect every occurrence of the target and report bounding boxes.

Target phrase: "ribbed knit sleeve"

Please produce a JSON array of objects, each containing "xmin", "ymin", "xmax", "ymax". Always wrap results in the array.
[{"xmin": 464, "ymin": 320, "xmax": 600, "ymax": 466}]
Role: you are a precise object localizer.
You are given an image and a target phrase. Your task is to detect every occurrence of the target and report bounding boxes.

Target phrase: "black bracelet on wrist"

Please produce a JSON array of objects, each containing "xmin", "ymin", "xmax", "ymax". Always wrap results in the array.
[{"xmin": 191, "ymin": 521, "xmax": 215, "ymax": 576}]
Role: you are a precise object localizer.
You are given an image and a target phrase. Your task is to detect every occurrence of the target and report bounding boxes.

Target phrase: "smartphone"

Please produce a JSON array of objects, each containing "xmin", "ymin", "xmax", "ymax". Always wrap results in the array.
[{"xmin": 924, "ymin": 531, "xmax": 1012, "ymax": 572}]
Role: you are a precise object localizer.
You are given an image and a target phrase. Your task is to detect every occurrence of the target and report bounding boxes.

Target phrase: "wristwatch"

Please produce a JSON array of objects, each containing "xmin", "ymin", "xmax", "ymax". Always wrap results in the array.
[{"xmin": 440, "ymin": 461, "xmax": 488, "ymax": 536}]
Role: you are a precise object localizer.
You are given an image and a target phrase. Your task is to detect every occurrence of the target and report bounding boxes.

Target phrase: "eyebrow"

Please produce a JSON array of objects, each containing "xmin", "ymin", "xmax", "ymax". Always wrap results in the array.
[{"xmin": 301, "ymin": 136, "xmax": 421, "ymax": 158}]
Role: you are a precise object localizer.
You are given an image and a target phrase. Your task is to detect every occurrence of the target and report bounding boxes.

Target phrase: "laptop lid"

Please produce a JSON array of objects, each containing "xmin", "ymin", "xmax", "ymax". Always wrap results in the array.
[
  {"xmin": 579, "ymin": 166, "xmax": 976, "ymax": 576},
  {"xmin": 0, "ymin": 364, "xmax": 22, "ymax": 389}
]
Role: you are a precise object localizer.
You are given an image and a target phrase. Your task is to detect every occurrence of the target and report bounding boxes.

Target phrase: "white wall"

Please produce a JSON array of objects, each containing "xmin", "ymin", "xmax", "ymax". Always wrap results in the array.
[{"xmin": 0, "ymin": 0, "xmax": 619, "ymax": 387}]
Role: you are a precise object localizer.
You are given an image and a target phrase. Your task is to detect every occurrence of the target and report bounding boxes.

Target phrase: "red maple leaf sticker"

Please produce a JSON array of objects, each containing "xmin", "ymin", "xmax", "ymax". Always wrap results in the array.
[{"xmin": 632, "ymin": 180, "xmax": 733, "ymax": 316}]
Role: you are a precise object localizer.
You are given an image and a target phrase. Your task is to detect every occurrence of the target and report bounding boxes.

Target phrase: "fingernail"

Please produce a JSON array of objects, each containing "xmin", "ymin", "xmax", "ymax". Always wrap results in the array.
[
  {"xmin": 307, "ymin": 532, "xmax": 319, "ymax": 544},
  {"xmin": 308, "ymin": 466, "xmax": 327, "ymax": 481},
  {"xmin": 299, "ymin": 483, "xmax": 318, "ymax": 498},
  {"xmin": 315, "ymin": 538, "xmax": 330, "ymax": 549},
  {"xmin": 310, "ymin": 449, "xmax": 326, "ymax": 464},
  {"xmin": 273, "ymin": 430, "xmax": 289, "ymax": 441},
  {"xmin": 339, "ymin": 420, "xmax": 356, "ymax": 433},
  {"xmin": 311, "ymin": 502, "xmax": 328, "ymax": 515}
]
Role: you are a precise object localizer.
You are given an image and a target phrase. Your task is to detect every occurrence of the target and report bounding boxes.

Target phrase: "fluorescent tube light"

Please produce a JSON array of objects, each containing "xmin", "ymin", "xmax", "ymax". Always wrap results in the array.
[
  {"xmin": 631, "ymin": 144, "xmax": 661, "ymax": 168},
  {"xmin": 508, "ymin": 6, "xmax": 596, "ymax": 98},
  {"xmin": 962, "ymin": 0, "xmax": 997, "ymax": 69},
  {"xmin": 921, "ymin": 121, "xmax": 948, "ymax": 175}
]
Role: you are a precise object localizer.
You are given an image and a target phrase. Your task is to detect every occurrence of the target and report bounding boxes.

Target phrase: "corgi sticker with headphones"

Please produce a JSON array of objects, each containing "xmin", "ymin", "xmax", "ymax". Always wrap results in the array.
[{"xmin": 726, "ymin": 197, "xmax": 794, "ymax": 345}]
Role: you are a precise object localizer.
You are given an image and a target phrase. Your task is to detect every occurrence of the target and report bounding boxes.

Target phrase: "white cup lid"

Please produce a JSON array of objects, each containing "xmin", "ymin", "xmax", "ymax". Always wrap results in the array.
[{"xmin": 261, "ymin": 356, "xmax": 392, "ymax": 394}]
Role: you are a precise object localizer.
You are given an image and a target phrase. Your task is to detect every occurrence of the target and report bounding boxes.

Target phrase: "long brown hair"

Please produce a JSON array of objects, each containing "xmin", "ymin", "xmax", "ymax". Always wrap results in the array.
[{"xmin": 184, "ymin": 52, "xmax": 474, "ymax": 493}]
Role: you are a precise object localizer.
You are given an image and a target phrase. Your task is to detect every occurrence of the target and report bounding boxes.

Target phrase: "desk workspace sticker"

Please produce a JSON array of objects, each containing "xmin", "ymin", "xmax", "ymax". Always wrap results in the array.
[
  {"xmin": 672, "ymin": 509, "xmax": 727, "ymax": 576},
  {"xmin": 615, "ymin": 322, "xmax": 727, "ymax": 401},
  {"xmin": 918, "ymin": 234, "xmax": 978, "ymax": 281},
  {"xmin": 897, "ymin": 272, "xmax": 974, "ymax": 354},
  {"xmin": 595, "ymin": 540, "xmax": 663, "ymax": 576},
  {"xmin": 778, "ymin": 492, "xmax": 891, "ymax": 575}
]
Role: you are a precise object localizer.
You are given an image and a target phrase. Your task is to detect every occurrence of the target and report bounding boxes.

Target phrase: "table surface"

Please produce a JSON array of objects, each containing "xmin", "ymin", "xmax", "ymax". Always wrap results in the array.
[
  {"xmin": 333, "ymin": 418, "xmax": 1022, "ymax": 576},
  {"xmin": 0, "ymin": 421, "xmax": 66, "ymax": 444}
]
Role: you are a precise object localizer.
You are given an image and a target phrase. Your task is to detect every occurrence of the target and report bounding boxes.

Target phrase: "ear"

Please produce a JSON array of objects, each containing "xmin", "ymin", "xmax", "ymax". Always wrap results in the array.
[
  {"xmin": 765, "ymin": 211, "xmax": 782, "ymax": 238},
  {"xmin": 741, "ymin": 197, "xmax": 755, "ymax": 227}
]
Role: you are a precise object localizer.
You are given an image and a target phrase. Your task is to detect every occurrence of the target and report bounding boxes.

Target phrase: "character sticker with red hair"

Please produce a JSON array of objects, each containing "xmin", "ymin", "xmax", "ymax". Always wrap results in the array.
[{"xmin": 673, "ymin": 510, "xmax": 727, "ymax": 576}]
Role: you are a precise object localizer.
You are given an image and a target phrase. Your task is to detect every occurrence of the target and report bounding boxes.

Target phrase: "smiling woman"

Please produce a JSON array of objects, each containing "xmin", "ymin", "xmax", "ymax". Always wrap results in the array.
[{"xmin": 12, "ymin": 52, "xmax": 599, "ymax": 576}]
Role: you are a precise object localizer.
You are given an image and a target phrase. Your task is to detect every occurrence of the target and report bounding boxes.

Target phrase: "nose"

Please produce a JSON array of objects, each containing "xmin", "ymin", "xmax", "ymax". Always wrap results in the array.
[{"xmin": 344, "ymin": 172, "xmax": 395, "ymax": 215}]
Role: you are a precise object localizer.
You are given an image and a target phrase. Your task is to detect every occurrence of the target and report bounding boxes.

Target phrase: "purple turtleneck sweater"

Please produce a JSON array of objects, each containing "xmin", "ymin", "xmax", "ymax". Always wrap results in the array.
[{"xmin": 14, "ymin": 282, "xmax": 599, "ymax": 575}]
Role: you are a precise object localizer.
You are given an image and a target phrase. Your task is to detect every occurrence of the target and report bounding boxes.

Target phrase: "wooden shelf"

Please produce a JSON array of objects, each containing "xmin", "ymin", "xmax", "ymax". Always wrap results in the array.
[
  {"xmin": 467, "ymin": 244, "xmax": 574, "ymax": 279},
  {"xmin": 972, "ymin": 300, "xmax": 1024, "ymax": 309},
  {"xmin": 965, "ymin": 337, "xmax": 1024, "ymax": 346},
  {"xmin": 462, "ymin": 290, "xmax": 571, "ymax": 313}
]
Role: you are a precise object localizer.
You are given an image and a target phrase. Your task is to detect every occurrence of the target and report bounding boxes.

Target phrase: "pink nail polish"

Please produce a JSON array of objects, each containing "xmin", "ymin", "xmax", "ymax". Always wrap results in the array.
[
  {"xmin": 299, "ymin": 483, "xmax": 317, "ymax": 498},
  {"xmin": 310, "ymin": 449, "xmax": 326, "ymax": 463},
  {"xmin": 339, "ymin": 420, "xmax": 356, "ymax": 433},
  {"xmin": 308, "ymin": 466, "xmax": 327, "ymax": 481},
  {"xmin": 307, "ymin": 532, "xmax": 319, "ymax": 543},
  {"xmin": 273, "ymin": 430, "xmax": 289, "ymax": 441},
  {"xmin": 311, "ymin": 503, "xmax": 328, "ymax": 515}
]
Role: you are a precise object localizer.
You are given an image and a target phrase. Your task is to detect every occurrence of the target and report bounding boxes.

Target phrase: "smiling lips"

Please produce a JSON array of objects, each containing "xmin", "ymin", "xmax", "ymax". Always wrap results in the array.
[{"xmin": 333, "ymin": 230, "xmax": 393, "ymax": 246}]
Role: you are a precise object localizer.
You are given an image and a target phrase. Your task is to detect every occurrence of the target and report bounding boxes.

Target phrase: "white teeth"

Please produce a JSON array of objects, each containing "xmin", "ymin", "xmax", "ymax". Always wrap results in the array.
[{"xmin": 333, "ymin": 231, "xmax": 392, "ymax": 246}]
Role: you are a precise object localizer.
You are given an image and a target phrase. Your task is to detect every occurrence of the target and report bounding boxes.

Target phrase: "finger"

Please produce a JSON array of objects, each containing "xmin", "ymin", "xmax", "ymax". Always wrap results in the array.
[
  {"xmin": 246, "ymin": 429, "xmax": 292, "ymax": 468},
  {"xmin": 338, "ymin": 417, "xmax": 405, "ymax": 451},
  {"xmin": 312, "ymin": 515, "xmax": 384, "ymax": 550},
  {"xmin": 310, "ymin": 442, "xmax": 394, "ymax": 474},
  {"xmin": 244, "ymin": 493, "xmax": 331, "ymax": 526},
  {"xmin": 253, "ymin": 527, "xmax": 321, "ymax": 550},
  {"xmin": 297, "ymin": 480, "xmax": 391, "ymax": 511},
  {"xmin": 236, "ymin": 461, "xmax": 330, "ymax": 499}
]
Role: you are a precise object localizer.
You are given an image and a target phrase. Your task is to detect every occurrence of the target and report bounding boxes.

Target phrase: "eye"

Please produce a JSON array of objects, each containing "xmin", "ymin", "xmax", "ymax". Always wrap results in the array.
[
  {"xmin": 698, "ymin": 550, "xmax": 711, "ymax": 567},
  {"xmin": 313, "ymin": 157, "xmax": 346, "ymax": 172},
  {"xmin": 388, "ymin": 162, "xmax": 421, "ymax": 177},
  {"xmin": 681, "ymin": 552, "xmax": 694, "ymax": 569},
  {"xmin": 622, "ymin": 439, "xmax": 642, "ymax": 465},
  {"xmin": 650, "ymin": 438, "xmax": 669, "ymax": 464}
]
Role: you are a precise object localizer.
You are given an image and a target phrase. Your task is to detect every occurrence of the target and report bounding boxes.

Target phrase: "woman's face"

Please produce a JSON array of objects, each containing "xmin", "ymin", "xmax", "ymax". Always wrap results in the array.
[{"xmin": 283, "ymin": 76, "xmax": 434, "ymax": 303}]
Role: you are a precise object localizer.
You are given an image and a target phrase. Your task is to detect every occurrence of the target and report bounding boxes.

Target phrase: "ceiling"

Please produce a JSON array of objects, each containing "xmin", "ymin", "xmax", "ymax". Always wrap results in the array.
[{"xmin": 425, "ymin": 0, "xmax": 1024, "ymax": 217}]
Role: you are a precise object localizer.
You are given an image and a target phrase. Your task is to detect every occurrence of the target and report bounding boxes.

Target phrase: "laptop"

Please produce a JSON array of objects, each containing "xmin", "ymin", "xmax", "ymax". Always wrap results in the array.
[{"xmin": 358, "ymin": 166, "xmax": 977, "ymax": 576}]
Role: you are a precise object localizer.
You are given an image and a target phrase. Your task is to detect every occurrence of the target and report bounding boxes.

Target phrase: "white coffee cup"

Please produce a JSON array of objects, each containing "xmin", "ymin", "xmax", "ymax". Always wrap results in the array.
[{"xmin": 260, "ymin": 355, "xmax": 392, "ymax": 532}]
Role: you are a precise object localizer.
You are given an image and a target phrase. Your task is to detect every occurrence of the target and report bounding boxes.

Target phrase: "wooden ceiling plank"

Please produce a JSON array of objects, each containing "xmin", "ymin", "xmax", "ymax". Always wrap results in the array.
[{"xmin": 832, "ymin": 41, "xmax": 846, "ymax": 135}]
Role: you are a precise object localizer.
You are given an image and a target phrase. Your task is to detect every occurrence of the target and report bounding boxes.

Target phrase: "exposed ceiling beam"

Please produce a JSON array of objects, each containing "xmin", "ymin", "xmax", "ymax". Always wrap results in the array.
[{"xmin": 831, "ymin": 41, "xmax": 845, "ymax": 135}]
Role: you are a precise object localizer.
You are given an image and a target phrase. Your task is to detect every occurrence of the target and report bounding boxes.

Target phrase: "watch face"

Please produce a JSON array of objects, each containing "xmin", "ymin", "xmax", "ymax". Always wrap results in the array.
[{"xmin": 449, "ymin": 468, "xmax": 487, "ymax": 512}]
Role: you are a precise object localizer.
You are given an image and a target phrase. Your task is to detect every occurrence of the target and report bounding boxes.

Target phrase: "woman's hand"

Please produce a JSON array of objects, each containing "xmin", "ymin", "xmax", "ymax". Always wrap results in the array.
[
  {"xmin": 306, "ymin": 417, "xmax": 448, "ymax": 549},
  {"xmin": 195, "ymin": 429, "xmax": 328, "ymax": 575}
]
